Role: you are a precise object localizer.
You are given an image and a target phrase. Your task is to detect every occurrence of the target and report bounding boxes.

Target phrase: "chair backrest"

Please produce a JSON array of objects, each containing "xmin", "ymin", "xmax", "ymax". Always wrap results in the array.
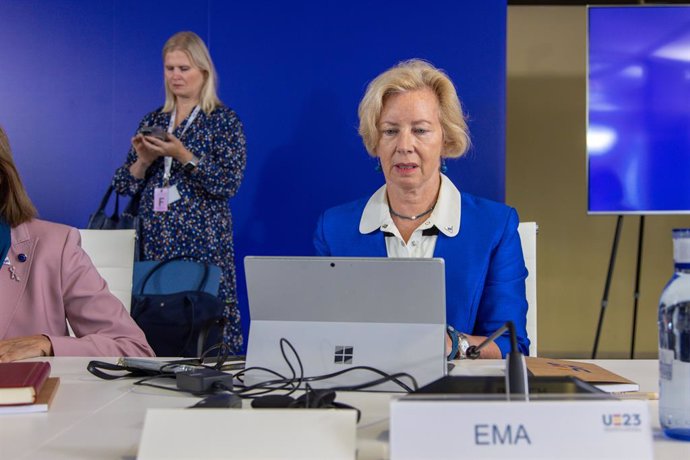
[
  {"xmin": 517, "ymin": 222, "xmax": 538, "ymax": 356},
  {"xmin": 78, "ymin": 229, "xmax": 136, "ymax": 312}
]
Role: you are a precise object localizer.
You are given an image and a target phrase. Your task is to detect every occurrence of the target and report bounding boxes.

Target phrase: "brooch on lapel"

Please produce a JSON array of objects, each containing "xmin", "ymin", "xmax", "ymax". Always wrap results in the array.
[
  {"xmin": 9, "ymin": 265, "xmax": 20, "ymax": 281},
  {"xmin": 5, "ymin": 254, "xmax": 26, "ymax": 282}
]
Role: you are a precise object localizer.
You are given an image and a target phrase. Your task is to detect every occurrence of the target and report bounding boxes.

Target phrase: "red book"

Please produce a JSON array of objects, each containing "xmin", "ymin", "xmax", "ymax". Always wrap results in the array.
[{"xmin": 0, "ymin": 361, "xmax": 51, "ymax": 405}]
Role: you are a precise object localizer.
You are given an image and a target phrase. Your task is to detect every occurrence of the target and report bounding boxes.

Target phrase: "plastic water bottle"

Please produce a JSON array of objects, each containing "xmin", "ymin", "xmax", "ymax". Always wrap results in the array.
[{"xmin": 658, "ymin": 228, "xmax": 690, "ymax": 441}]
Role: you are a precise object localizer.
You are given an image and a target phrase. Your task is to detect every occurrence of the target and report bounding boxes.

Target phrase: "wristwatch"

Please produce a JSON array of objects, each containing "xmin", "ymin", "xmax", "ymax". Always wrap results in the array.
[
  {"xmin": 183, "ymin": 156, "xmax": 199, "ymax": 173},
  {"xmin": 447, "ymin": 325, "xmax": 470, "ymax": 360},
  {"xmin": 457, "ymin": 331, "xmax": 470, "ymax": 360}
]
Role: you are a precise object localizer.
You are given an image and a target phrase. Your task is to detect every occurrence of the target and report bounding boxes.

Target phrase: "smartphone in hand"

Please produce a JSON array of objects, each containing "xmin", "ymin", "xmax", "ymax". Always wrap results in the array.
[{"xmin": 140, "ymin": 126, "xmax": 168, "ymax": 141}]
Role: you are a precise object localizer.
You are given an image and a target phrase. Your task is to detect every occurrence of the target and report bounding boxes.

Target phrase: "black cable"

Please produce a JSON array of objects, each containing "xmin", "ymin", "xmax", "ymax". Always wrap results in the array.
[
  {"xmin": 236, "ymin": 338, "xmax": 419, "ymax": 394},
  {"xmin": 236, "ymin": 364, "xmax": 414, "ymax": 395},
  {"xmin": 132, "ymin": 375, "xmax": 189, "ymax": 393},
  {"xmin": 301, "ymin": 365, "xmax": 418, "ymax": 392},
  {"xmin": 197, "ymin": 341, "xmax": 243, "ymax": 370},
  {"xmin": 102, "ymin": 337, "xmax": 419, "ymax": 404},
  {"xmin": 237, "ymin": 378, "xmax": 300, "ymax": 397},
  {"xmin": 235, "ymin": 374, "xmax": 299, "ymax": 397},
  {"xmin": 233, "ymin": 366, "xmax": 302, "ymax": 397},
  {"xmin": 324, "ymin": 371, "xmax": 418, "ymax": 393},
  {"xmin": 278, "ymin": 338, "xmax": 304, "ymax": 395},
  {"xmin": 233, "ymin": 339, "xmax": 307, "ymax": 398}
]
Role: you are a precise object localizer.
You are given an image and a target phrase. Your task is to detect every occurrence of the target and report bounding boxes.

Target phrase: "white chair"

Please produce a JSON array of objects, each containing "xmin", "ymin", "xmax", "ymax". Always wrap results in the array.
[
  {"xmin": 78, "ymin": 229, "xmax": 136, "ymax": 312},
  {"xmin": 517, "ymin": 222, "xmax": 538, "ymax": 356}
]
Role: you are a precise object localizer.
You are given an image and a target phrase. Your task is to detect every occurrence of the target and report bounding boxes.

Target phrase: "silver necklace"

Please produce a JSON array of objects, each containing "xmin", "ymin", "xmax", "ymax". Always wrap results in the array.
[{"xmin": 388, "ymin": 204, "xmax": 435, "ymax": 221}]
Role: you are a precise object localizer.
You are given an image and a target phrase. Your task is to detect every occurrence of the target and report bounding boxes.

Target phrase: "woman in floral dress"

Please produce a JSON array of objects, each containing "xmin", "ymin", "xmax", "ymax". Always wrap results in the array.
[{"xmin": 113, "ymin": 31, "xmax": 246, "ymax": 353}]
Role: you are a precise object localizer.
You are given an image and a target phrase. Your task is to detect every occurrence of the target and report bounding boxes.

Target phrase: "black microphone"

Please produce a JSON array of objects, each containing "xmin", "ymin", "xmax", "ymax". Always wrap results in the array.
[{"xmin": 465, "ymin": 321, "xmax": 529, "ymax": 401}]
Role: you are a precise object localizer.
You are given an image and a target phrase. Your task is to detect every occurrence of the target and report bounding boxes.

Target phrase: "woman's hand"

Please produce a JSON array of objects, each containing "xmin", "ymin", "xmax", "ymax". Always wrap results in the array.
[
  {"xmin": 128, "ymin": 134, "xmax": 194, "ymax": 179},
  {"xmin": 132, "ymin": 134, "xmax": 161, "ymax": 164},
  {"xmin": 141, "ymin": 134, "xmax": 194, "ymax": 163},
  {"xmin": 129, "ymin": 134, "xmax": 161, "ymax": 179},
  {"xmin": 0, "ymin": 335, "xmax": 54, "ymax": 362},
  {"xmin": 445, "ymin": 331, "xmax": 502, "ymax": 360}
]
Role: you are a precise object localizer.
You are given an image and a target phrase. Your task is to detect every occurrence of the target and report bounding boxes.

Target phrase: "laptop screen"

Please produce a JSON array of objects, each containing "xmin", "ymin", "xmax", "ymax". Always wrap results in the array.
[{"xmin": 244, "ymin": 256, "xmax": 447, "ymax": 392}]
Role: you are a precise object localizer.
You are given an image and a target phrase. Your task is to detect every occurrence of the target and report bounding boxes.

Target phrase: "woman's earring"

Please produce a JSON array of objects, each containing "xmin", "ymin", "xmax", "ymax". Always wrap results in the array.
[
  {"xmin": 375, "ymin": 158, "xmax": 382, "ymax": 172},
  {"xmin": 440, "ymin": 158, "xmax": 448, "ymax": 174}
]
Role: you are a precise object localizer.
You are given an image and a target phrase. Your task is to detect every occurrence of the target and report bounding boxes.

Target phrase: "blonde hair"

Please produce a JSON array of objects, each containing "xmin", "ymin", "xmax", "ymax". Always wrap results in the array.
[
  {"xmin": 0, "ymin": 126, "xmax": 37, "ymax": 227},
  {"xmin": 358, "ymin": 59, "xmax": 470, "ymax": 158},
  {"xmin": 161, "ymin": 31, "xmax": 221, "ymax": 114}
]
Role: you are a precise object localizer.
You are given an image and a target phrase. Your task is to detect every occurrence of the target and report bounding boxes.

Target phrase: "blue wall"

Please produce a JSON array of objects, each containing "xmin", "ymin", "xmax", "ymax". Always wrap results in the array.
[{"xmin": 0, "ymin": 0, "xmax": 507, "ymax": 346}]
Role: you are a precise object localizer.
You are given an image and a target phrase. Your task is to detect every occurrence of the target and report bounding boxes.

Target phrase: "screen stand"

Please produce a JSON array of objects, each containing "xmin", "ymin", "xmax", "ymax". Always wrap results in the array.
[
  {"xmin": 591, "ymin": 215, "xmax": 645, "ymax": 359},
  {"xmin": 630, "ymin": 215, "xmax": 645, "ymax": 359}
]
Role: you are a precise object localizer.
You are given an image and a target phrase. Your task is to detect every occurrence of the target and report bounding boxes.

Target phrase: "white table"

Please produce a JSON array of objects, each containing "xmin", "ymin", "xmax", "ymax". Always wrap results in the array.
[{"xmin": 1, "ymin": 358, "xmax": 688, "ymax": 459}]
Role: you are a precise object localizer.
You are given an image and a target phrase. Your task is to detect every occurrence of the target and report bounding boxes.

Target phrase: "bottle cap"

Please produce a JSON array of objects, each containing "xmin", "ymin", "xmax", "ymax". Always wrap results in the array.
[{"xmin": 672, "ymin": 229, "xmax": 690, "ymax": 264}]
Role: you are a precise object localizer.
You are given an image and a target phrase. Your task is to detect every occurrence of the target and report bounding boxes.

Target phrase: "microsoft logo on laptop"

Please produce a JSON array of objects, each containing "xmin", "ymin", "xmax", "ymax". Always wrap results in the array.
[{"xmin": 334, "ymin": 346, "xmax": 354, "ymax": 364}]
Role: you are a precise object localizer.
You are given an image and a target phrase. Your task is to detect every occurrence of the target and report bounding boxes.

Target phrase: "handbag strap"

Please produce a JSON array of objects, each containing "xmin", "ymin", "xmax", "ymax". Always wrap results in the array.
[
  {"xmin": 178, "ymin": 295, "xmax": 197, "ymax": 356},
  {"xmin": 122, "ymin": 188, "xmax": 143, "ymax": 216},
  {"xmin": 95, "ymin": 185, "xmax": 120, "ymax": 218},
  {"xmin": 138, "ymin": 255, "xmax": 211, "ymax": 295},
  {"xmin": 96, "ymin": 185, "xmax": 114, "ymax": 211}
]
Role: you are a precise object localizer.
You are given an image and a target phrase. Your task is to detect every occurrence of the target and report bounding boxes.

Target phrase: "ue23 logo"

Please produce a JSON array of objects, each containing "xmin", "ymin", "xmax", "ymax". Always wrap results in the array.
[{"xmin": 602, "ymin": 413, "xmax": 641, "ymax": 427}]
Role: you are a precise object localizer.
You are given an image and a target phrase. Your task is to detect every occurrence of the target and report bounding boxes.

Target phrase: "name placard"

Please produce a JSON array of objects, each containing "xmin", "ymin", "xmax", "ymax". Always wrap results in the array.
[
  {"xmin": 390, "ymin": 397, "xmax": 652, "ymax": 459},
  {"xmin": 138, "ymin": 408, "xmax": 356, "ymax": 460}
]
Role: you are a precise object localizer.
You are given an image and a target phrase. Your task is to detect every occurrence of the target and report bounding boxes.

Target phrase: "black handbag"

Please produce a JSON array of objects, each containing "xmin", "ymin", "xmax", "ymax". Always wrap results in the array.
[
  {"xmin": 87, "ymin": 185, "xmax": 143, "ymax": 260},
  {"xmin": 130, "ymin": 257, "xmax": 226, "ymax": 357}
]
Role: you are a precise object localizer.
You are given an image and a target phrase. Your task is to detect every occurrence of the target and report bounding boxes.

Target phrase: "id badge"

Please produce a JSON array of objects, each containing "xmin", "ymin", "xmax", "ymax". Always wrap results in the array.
[
  {"xmin": 168, "ymin": 184, "xmax": 181, "ymax": 204},
  {"xmin": 153, "ymin": 187, "xmax": 169, "ymax": 212}
]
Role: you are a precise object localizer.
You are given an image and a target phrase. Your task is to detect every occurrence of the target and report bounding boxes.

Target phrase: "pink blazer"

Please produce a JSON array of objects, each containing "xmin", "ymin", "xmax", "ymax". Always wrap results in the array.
[{"xmin": 0, "ymin": 219, "xmax": 154, "ymax": 357}]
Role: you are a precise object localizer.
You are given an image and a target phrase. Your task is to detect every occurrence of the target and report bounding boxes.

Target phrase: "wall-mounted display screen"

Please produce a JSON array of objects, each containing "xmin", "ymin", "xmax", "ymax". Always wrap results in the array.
[{"xmin": 588, "ymin": 6, "xmax": 690, "ymax": 214}]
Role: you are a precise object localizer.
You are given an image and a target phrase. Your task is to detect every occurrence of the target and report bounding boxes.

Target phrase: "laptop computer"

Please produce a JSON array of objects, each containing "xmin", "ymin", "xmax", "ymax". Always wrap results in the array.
[{"xmin": 243, "ymin": 256, "xmax": 447, "ymax": 392}]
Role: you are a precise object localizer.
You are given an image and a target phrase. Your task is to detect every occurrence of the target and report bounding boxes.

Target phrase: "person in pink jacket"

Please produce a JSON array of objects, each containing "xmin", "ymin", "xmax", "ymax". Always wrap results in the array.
[{"xmin": 0, "ymin": 125, "xmax": 154, "ymax": 362}]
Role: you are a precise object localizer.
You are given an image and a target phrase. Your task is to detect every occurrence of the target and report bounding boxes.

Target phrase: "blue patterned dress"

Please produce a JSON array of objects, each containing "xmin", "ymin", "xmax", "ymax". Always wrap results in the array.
[{"xmin": 112, "ymin": 105, "xmax": 247, "ymax": 353}]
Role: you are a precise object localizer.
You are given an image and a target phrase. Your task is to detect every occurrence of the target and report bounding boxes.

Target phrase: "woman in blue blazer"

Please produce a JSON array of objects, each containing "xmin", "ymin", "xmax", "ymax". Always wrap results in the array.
[{"xmin": 314, "ymin": 60, "xmax": 530, "ymax": 358}]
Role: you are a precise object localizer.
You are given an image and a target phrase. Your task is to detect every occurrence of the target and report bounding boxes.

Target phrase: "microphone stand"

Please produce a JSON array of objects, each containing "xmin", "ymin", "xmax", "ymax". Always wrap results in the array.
[{"xmin": 465, "ymin": 321, "xmax": 529, "ymax": 401}]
